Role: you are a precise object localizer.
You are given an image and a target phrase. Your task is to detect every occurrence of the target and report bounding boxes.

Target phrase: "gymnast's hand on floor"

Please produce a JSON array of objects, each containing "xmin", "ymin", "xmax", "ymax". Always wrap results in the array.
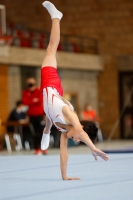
[
  {"xmin": 63, "ymin": 176, "xmax": 81, "ymax": 180},
  {"xmin": 92, "ymin": 148, "xmax": 109, "ymax": 161}
]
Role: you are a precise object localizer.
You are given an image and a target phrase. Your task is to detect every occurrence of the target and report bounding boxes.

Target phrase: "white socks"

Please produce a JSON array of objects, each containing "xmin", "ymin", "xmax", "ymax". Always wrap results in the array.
[
  {"xmin": 42, "ymin": 1, "xmax": 63, "ymax": 20},
  {"xmin": 41, "ymin": 132, "xmax": 50, "ymax": 150}
]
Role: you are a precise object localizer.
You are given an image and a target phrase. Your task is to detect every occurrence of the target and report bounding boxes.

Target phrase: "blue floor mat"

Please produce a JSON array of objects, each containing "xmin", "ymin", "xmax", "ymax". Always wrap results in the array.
[
  {"xmin": 0, "ymin": 154, "xmax": 133, "ymax": 200},
  {"xmin": 103, "ymin": 148, "xmax": 133, "ymax": 153}
]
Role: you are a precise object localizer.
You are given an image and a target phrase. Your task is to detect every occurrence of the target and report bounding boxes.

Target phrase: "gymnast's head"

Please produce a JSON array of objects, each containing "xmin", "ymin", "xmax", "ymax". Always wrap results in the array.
[
  {"xmin": 67, "ymin": 120, "xmax": 98, "ymax": 143},
  {"xmin": 80, "ymin": 120, "xmax": 98, "ymax": 143}
]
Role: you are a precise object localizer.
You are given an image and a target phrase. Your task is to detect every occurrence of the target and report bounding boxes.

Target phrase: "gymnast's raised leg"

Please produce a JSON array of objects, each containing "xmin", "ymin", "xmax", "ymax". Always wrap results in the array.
[{"xmin": 41, "ymin": 1, "xmax": 63, "ymax": 150}]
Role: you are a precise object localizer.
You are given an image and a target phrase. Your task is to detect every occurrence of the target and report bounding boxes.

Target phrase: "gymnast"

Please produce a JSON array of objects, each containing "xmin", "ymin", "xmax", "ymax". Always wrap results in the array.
[{"xmin": 41, "ymin": 1, "xmax": 109, "ymax": 180}]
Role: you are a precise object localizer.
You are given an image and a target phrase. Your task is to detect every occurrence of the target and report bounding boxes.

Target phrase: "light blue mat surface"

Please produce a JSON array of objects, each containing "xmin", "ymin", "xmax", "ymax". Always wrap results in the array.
[{"xmin": 0, "ymin": 154, "xmax": 133, "ymax": 200}]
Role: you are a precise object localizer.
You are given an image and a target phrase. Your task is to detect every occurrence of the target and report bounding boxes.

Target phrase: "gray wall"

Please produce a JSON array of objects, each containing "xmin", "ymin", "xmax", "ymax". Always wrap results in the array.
[{"xmin": 61, "ymin": 69, "xmax": 98, "ymax": 116}]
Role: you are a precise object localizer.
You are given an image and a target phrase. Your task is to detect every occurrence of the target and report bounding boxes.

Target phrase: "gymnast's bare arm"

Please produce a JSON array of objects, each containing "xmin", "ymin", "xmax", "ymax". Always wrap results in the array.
[
  {"xmin": 60, "ymin": 132, "xmax": 81, "ymax": 180},
  {"xmin": 62, "ymin": 106, "xmax": 109, "ymax": 161}
]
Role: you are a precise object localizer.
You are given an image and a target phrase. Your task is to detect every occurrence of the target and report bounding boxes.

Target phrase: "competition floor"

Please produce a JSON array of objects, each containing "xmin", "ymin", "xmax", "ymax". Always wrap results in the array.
[{"xmin": 0, "ymin": 147, "xmax": 133, "ymax": 200}]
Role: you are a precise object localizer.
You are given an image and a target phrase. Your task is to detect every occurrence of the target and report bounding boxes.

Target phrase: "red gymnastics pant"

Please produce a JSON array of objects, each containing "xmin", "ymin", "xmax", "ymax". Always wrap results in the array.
[{"xmin": 41, "ymin": 66, "xmax": 63, "ymax": 96}]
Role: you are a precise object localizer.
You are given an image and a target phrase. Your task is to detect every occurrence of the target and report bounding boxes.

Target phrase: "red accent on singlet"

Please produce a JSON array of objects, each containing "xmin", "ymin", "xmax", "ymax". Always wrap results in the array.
[{"xmin": 41, "ymin": 66, "xmax": 63, "ymax": 96}]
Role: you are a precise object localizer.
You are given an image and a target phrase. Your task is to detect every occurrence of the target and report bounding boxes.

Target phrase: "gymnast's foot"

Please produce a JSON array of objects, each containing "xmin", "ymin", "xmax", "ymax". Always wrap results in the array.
[
  {"xmin": 41, "ymin": 132, "xmax": 50, "ymax": 150},
  {"xmin": 42, "ymin": 1, "xmax": 63, "ymax": 20}
]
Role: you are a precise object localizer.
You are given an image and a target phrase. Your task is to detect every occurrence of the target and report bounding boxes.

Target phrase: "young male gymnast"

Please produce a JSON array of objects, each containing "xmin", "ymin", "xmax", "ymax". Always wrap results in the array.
[{"xmin": 41, "ymin": 1, "xmax": 109, "ymax": 180}]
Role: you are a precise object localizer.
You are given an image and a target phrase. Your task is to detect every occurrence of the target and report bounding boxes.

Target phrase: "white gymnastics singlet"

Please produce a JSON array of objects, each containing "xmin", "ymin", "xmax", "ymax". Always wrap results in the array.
[{"xmin": 43, "ymin": 87, "xmax": 74, "ymax": 132}]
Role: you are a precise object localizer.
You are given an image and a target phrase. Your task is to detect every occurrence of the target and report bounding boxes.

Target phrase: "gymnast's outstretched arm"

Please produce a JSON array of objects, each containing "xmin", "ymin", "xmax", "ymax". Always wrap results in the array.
[{"xmin": 62, "ymin": 106, "xmax": 109, "ymax": 161}]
